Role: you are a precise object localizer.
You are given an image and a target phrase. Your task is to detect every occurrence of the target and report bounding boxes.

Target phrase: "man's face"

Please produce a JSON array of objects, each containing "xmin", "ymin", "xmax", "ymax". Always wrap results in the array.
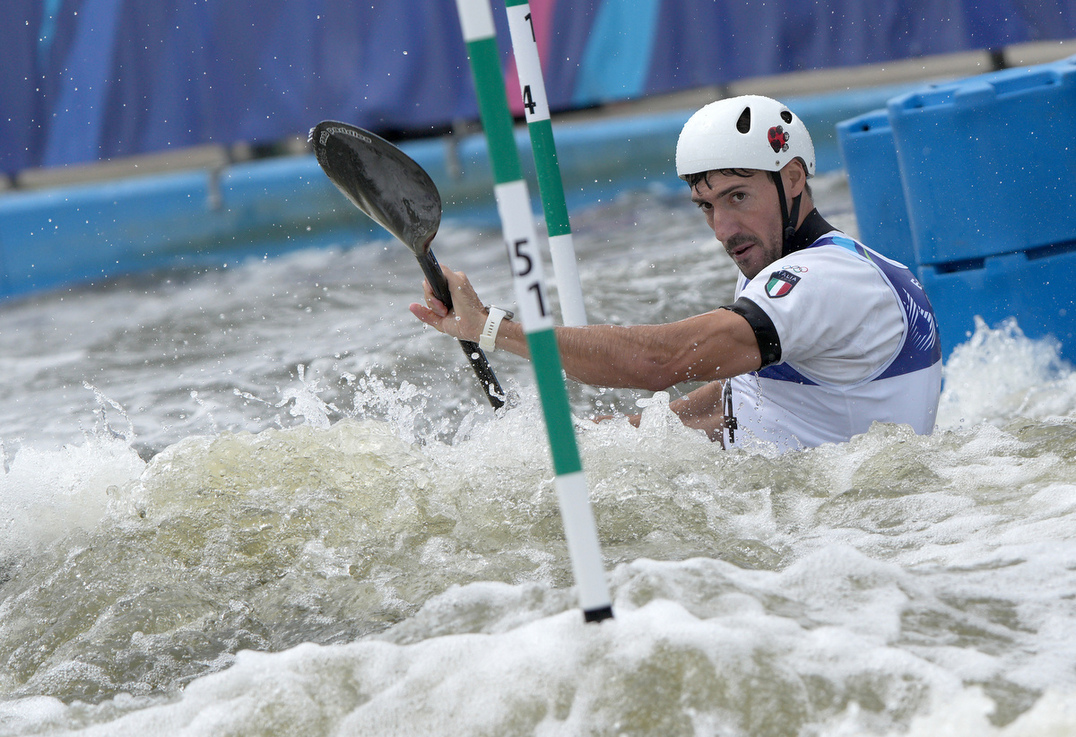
[{"xmin": 690, "ymin": 170, "xmax": 783, "ymax": 280}]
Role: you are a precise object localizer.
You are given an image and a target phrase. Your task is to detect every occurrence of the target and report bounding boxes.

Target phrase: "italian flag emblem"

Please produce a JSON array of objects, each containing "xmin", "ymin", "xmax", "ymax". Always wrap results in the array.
[{"xmin": 765, "ymin": 270, "xmax": 801, "ymax": 298}]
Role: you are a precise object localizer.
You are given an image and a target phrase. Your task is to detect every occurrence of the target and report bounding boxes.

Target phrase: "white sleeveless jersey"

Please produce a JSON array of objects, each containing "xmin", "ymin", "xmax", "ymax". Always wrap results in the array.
[{"xmin": 725, "ymin": 232, "xmax": 942, "ymax": 452}]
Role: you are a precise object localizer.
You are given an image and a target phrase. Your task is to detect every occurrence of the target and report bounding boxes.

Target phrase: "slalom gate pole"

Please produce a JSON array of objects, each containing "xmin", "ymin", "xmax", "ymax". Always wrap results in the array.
[
  {"xmin": 454, "ymin": 0, "xmax": 613, "ymax": 623},
  {"xmin": 502, "ymin": 0, "xmax": 587, "ymax": 326}
]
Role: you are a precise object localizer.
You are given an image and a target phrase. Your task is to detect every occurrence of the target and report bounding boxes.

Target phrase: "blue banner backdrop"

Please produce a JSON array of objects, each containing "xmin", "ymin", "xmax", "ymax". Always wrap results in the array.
[{"xmin": 2, "ymin": 0, "xmax": 1074, "ymax": 174}]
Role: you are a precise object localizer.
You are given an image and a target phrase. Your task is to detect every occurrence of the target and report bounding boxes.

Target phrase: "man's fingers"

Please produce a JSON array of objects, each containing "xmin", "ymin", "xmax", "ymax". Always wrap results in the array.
[
  {"xmin": 413, "ymin": 266, "xmax": 481, "ymax": 342},
  {"xmin": 421, "ymin": 280, "xmax": 449, "ymax": 317},
  {"xmin": 409, "ymin": 302, "xmax": 438, "ymax": 326}
]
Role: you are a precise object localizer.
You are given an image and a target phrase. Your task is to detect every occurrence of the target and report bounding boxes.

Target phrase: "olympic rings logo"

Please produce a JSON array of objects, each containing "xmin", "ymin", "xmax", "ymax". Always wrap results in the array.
[{"xmin": 785, "ymin": 265, "xmax": 809, "ymax": 273}]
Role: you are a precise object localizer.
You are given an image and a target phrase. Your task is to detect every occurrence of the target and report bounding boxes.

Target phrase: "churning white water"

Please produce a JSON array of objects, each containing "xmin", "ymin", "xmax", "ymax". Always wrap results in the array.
[{"xmin": 2, "ymin": 172, "xmax": 1076, "ymax": 736}]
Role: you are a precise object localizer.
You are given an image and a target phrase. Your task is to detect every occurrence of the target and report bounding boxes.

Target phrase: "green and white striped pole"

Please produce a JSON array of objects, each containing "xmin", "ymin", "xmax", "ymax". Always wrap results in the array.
[
  {"xmin": 454, "ymin": 0, "xmax": 613, "ymax": 623},
  {"xmin": 503, "ymin": 0, "xmax": 587, "ymax": 326}
]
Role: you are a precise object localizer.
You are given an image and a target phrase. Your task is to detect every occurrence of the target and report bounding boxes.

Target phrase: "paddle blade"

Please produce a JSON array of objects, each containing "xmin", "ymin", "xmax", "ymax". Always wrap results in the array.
[{"xmin": 310, "ymin": 121, "xmax": 441, "ymax": 254}]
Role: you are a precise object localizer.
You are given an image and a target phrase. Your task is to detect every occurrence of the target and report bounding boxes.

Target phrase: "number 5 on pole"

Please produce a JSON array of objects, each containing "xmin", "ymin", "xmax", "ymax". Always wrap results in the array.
[{"xmin": 454, "ymin": 0, "xmax": 613, "ymax": 623}]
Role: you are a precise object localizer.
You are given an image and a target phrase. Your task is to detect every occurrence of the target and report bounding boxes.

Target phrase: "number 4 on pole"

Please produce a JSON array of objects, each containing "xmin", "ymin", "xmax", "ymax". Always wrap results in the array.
[{"xmin": 522, "ymin": 85, "xmax": 538, "ymax": 116}]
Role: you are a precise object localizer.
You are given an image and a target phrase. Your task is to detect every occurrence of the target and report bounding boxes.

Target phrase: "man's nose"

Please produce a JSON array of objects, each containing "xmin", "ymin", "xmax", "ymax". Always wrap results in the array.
[{"xmin": 709, "ymin": 211, "xmax": 740, "ymax": 243}]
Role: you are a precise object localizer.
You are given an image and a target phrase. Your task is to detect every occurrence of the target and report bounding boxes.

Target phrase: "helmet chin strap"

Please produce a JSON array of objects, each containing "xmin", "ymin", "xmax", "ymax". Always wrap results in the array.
[{"xmin": 769, "ymin": 171, "xmax": 802, "ymax": 256}]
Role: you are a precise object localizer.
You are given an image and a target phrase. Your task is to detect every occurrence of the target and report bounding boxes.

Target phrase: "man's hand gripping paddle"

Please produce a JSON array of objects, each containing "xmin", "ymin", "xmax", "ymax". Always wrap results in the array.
[{"xmin": 310, "ymin": 121, "xmax": 505, "ymax": 409}]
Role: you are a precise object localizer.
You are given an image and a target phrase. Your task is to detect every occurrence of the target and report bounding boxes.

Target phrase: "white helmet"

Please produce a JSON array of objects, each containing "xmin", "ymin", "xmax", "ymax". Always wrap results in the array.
[{"xmin": 675, "ymin": 95, "xmax": 816, "ymax": 179}]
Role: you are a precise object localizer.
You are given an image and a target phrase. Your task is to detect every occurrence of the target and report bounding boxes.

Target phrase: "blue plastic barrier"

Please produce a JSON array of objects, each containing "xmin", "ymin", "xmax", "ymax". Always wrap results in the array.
[
  {"xmin": 888, "ymin": 57, "xmax": 1076, "ymax": 266},
  {"xmin": 920, "ymin": 246, "xmax": 1076, "ymax": 354},
  {"xmin": 839, "ymin": 56, "xmax": 1076, "ymax": 360},
  {"xmin": 835, "ymin": 109, "xmax": 915, "ymax": 267},
  {"xmin": 891, "ymin": 56, "xmax": 1076, "ymax": 359},
  {"xmin": 0, "ymin": 158, "xmax": 376, "ymax": 300}
]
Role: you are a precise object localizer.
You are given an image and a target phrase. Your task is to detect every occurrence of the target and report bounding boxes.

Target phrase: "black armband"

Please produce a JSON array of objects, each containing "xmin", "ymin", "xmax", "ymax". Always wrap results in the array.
[{"xmin": 721, "ymin": 297, "xmax": 782, "ymax": 368}]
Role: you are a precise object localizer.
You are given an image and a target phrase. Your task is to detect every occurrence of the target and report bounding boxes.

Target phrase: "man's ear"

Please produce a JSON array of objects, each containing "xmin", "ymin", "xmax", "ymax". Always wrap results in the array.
[{"xmin": 784, "ymin": 159, "xmax": 807, "ymax": 198}]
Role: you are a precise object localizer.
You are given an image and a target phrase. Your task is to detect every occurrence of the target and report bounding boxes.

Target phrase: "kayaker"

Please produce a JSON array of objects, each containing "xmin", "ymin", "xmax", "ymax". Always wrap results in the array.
[{"xmin": 410, "ymin": 95, "xmax": 942, "ymax": 451}]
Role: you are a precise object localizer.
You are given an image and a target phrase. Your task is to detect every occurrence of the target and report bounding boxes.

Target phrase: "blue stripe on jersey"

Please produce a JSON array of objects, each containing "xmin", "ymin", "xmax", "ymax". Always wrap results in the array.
[
  {"xmin": 816, "ymin": 235, "xmax": 942, "ymax": 379},
  {"xmin": 757, "ymin": 362, "xmax": 819, "ymax": 385},
  {"xmin": 872, "ymin": 256, "xmax": 943, "ymax": 379}
]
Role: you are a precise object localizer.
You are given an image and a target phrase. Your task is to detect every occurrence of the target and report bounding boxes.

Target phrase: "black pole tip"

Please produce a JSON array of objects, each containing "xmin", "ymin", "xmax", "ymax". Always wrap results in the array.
[{"xmin": 583, "ymin": 605, "xmax": 614, "ymax": 623}]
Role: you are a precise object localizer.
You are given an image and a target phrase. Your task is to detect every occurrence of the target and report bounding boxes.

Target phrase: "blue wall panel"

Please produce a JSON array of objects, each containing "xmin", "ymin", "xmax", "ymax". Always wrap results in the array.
[{"xmin": 2, "ymin": 0, "xmax": 1075, "ymax": 175}]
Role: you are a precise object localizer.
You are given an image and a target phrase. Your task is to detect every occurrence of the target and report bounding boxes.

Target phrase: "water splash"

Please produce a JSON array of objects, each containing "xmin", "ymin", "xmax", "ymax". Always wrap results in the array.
[
  {"xmin": 275, "ymin": 364, "xmax": 339, "ymax": 430},
  {"xmin": 348, "ymin": 372, "xmax": 433, "ymax": 446},
  {"xmin": 82, "ymin": 383, "xmax": 135, "ymax": 445},
  {"xmin": 0, "ymin": 437, "xmax": 145, "ymax": 561},
  {"xmin": 937, "ymin": 317, "xmax": 1074, "ymax": 429},
  {"xmin": 3, "ymin": 177, "xmax": 1076, "ymax": 735}
]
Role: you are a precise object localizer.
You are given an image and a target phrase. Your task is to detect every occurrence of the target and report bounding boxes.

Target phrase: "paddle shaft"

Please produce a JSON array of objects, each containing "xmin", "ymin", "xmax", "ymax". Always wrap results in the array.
[{"xmin": 417, "ymin": 247, "xmax": 505, "ymax": 409}]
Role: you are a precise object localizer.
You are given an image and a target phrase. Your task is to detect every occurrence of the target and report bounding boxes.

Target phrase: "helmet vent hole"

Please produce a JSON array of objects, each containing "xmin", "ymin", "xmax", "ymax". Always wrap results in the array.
[
  {"xmin": 780, "ymin": 110, "xmax": 793, "ymax": 124},
  {"xmin": 736, "ymin": 107, "xmax": 751, "ymax": 134}
]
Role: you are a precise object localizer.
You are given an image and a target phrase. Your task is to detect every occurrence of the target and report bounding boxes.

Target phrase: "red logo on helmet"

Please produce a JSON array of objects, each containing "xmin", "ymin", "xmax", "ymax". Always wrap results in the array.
[{"xmin": 768, "ymin": 126, "xmax": 789, "ymax": 153}]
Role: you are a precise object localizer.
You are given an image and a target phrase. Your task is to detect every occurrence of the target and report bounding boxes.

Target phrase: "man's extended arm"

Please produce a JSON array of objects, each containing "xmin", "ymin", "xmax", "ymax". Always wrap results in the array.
[{"xmin": 409, "ymin": 266, "xmax": 762, "ymax": 391}]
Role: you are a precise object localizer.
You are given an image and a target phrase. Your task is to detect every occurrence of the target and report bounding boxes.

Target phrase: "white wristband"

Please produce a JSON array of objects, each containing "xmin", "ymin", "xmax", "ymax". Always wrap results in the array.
[{"xmin": 479, "ymin": 307, "xmax": 513, "ymax": 352}]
